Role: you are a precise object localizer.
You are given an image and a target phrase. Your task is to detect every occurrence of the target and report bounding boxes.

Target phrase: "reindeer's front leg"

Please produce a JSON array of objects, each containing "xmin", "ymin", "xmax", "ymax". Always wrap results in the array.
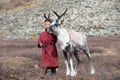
[
  {"xmin": 63, "ymin": 50, "xmax": 71, "ymax": 76},
  {"xmin": 69, "ymin": 51, "xmax": 77, "ymax": 76}
]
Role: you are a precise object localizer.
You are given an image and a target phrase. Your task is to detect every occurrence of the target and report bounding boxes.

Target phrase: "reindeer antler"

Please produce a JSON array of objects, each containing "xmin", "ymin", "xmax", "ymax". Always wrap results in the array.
[
  {"xmin": 48, "ymin": 13, "xmax": 50, "ymax": 19},
  {"xmin": 44, "ymin": 13, "xmax": 51, "ymax": 20},
  {"xmin": 53, "ymin": 8, "xmax": 67, "ymax": 20},
  {"xmin": 53, "ymin": 11, "xmax": 60, "ymax": 19},
  {"xmin": 44, "ymin": 13, "xmax": 47, "ymax": 19},
  {"xmin": 59, "ymin": 9, "xmax": 67, "ymax": 19}
]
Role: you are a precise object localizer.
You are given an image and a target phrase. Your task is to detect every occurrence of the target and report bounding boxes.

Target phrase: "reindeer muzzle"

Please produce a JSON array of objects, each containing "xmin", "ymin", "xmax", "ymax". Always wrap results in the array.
[{"xmin": 47, "ymin": 28, "xmax": 53, "ymax": 33}]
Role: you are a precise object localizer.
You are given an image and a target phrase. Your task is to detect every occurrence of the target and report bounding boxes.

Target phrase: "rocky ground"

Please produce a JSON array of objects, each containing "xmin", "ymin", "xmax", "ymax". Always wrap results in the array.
[
  {"xmin": 0, "ymin": 0, "xmax": 120, "ymax": 39},
  {"xmin": 0, "ymin": 35, "xmax": 120, "ymax": 80}
]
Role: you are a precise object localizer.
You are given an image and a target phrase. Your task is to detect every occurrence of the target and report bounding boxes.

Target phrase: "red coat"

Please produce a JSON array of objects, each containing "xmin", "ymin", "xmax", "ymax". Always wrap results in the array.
[{"xmin": 38, "ymin": 30, "xmax": 58, "ymax": 67}]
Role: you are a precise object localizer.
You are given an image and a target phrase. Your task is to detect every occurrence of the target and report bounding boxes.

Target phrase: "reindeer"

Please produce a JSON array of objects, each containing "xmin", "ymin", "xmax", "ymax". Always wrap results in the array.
[{"xmin": 45, "ymin": 9, "xmax": 95, "ymax": 76}]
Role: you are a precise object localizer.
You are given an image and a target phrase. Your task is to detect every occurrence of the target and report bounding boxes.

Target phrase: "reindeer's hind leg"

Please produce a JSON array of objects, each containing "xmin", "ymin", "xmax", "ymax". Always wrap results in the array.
[
  {"xmin": 74, "ymin": 51, "xmax": 81, "ymax": 74},
  {"xmin": 83, "ymin": 46, "xmax": 95, "ymax": 74},
  {"xmin": 74, "ymin": 49, "xmax": 81, "ymax": 66}
]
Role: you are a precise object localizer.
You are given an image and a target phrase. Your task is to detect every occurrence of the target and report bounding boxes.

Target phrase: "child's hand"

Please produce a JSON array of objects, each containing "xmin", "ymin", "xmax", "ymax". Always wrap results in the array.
[
  {"xmin": 41, "ymin": 44, "xmax": 47, "ymax": 53},
  {"xmin": 38, "ymin": 43, "xmax": 46, "ymax": 48},
  {"xmin": 41, "ymin": 44, "xmax": 47, "ymax": 48},
  {"xmin": 38, "ymin": 44, "xmax": 41, "ymax": 48}
]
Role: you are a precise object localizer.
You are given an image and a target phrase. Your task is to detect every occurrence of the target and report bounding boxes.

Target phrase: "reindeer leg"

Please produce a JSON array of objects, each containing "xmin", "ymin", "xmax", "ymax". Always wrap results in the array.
[
  {"xmin": 74, "ymin": 50, "xmax": 80, "ymax": 66},
  {"xmin": 83, "ymin": 46, "xmax": 95, "ymax": 74},
  {"xmin": 69, "ymin": 51, "xmax": 77, "ymax": 76},
  {"xmin": 63, "ymin": 50, "xmax": 71, "ymax": 76},
  {"xmin": 74, "ymin": 52, "xmax": 80, "ymax": 73}
]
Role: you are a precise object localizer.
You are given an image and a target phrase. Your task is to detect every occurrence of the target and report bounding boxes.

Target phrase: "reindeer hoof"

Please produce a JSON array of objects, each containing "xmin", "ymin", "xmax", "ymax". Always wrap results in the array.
[
  {"xmin": 66, "ymin": 71, "xmax": 71, "ymax": 76},
  {"xmin": 70, "ymin": 71, "xmax": 77, "ymax": 76},
  {"xmin": 66, "ymin": 73, "xmax": 70, "ymax": 76},
  {"xmin": 90, "ymin": 69, "xmax": 95, "ymax": 74}
]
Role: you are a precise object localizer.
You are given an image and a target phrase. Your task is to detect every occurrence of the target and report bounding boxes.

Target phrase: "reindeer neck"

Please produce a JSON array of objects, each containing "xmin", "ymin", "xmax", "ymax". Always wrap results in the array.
[{"xmin": 57, "ymin": 27, "xmax": 70, "ymax": 50}]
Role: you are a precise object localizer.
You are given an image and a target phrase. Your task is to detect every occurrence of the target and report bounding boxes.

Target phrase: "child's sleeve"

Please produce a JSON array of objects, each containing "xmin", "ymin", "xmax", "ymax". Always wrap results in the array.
[{"xmin": 37, "ymin": 33, "xmax": 42, "ymax": 48}]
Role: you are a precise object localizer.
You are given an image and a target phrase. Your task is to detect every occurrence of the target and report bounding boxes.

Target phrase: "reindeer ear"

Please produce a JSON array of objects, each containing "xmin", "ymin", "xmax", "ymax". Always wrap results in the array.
[{"xmin": 61, "ymin": 19, "xmax": 64, "ymax": 24}]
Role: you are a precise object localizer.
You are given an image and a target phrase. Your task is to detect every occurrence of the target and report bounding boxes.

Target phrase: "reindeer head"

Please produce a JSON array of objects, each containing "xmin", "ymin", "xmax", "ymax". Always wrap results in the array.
[{"xmin": 47, "ymin": 9, "xmax": 67, "ymax": 34}]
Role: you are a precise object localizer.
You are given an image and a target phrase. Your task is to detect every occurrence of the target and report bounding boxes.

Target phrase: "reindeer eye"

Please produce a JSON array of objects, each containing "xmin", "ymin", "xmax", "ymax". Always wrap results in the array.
[{"xmin": 55, "ymin": 24, "xmax": 58, "ymax": 27}]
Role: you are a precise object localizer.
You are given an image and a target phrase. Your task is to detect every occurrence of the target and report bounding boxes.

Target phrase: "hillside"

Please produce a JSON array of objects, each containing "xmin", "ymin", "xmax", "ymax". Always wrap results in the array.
[{"xmin": 0, "ymin": 0, "xmax": 120, "ymax": 39}]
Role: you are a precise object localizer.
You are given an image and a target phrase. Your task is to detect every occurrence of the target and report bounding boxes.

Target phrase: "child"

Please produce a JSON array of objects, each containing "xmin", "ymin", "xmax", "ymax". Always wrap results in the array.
[{"xmin": 38, "ymin": 19, "xmax": 58, "ymax": 76}]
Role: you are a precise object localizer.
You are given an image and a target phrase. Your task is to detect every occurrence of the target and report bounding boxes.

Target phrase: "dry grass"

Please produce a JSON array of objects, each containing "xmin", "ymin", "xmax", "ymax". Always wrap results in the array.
[{"xmin": 0, "ymin": 35, "xmax": 120, "ymax": 80}]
